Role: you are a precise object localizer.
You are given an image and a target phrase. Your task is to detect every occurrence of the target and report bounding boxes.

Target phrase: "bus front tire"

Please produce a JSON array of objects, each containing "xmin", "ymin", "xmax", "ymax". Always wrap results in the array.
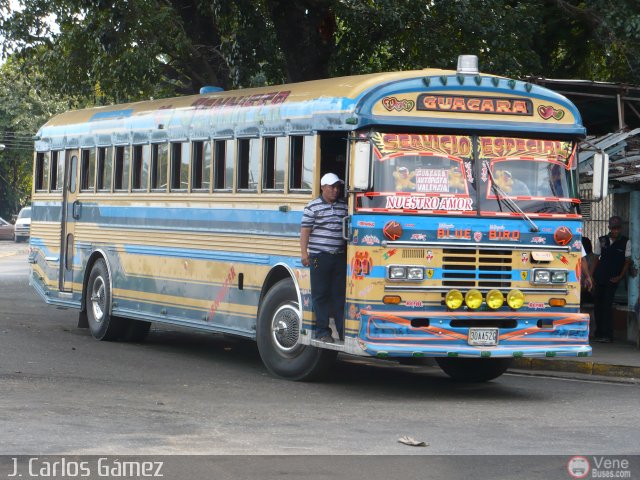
[
  {"xmin": 435, "ymin": 357, "xmax": 513, "ymax": 382},
  {"xmin": 257, "ymin": 278, "xmax": 336, "ymax": 381},
  {"xmin": 86, "ymin": 259, "xmax": 125, "ymax": 341}
]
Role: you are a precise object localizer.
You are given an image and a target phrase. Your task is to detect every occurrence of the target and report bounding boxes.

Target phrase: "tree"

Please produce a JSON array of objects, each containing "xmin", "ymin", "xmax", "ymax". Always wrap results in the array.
[{"xmin": 0, "ymin": 56, "xmax": 71, "ymax": 219}]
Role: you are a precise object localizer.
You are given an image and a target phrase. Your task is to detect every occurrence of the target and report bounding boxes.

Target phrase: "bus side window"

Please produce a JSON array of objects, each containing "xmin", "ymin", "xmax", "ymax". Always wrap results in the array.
[
  {"xmin": 114, "ymin": 145, "xmax": 130, "ymax": 192},
  {"xmin": 170, "ymin": 142, "xmax": 189, "ymax": 191},
  {"xmin": 151, "ymin": 143, "xmax": 168, "ymax": 191},
  {"xmin": 213, "ymin": 140, "xmax": 233, "ymax": 190},
  {"xmin": 132, "ymin": 145, "xmax": 150, "ymax": 191},
  {"xmin": 237, "ymin": 138, "xmax": 260, "ymax": 191},
  {"xmin": 35, "ymin": 152, "xmax": 50, "ymax": 192},
  {"xmin": 262, "ymin": 137, "xmax": 285, "ymax": 191},
  {"xmin": 50, "ymin": 151, "xmax": 63, "ymax": 191},
  {"xmin": 96, "ymin": 147, "xmax": 113, "ymax": 192},
  {"xmin": 289, "ymin": 135, "xmax": 313, "ymax": 191},
  {"xmin": 80, "ymin": 148, "xmax": 95, "ymax": 192},
  {"xmin": 191, "ymin": 141, "xmax": 212, "ymax": 191}
]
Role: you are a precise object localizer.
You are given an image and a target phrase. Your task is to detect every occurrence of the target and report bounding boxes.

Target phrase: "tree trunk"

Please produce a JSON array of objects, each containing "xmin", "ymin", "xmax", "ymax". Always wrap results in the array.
[{"xmin": 266, "ymin": 0, "xmax": 336, "ymax": 82}]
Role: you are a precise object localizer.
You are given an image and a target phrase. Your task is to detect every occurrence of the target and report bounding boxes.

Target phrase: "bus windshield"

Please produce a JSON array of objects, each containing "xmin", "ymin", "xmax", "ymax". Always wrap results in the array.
[{"xmin": 358, "ymin": 132, "xmax": 579, "ymax": 216}]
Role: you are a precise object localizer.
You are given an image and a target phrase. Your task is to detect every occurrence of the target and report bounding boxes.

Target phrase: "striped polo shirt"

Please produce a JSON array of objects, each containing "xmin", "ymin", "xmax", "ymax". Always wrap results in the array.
[{"xmin": 301, "ymin": 196, "xmax": 348, "ymax": 254}]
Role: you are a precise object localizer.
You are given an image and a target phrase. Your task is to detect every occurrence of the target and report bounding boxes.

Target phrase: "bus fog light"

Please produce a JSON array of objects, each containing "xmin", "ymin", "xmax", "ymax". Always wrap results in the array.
[
  {"xmin": 486, "ymin": 289, "xmax": 504, "ymax": 309},
  {"xmin": 507, "ymin": 289, "xmax": 525, "ymax": 309},
  {"xmin": 464, "ymin": 289, "xmax": 483, "ymax": 310},
  {"xmin": 445, "ymin": 289, "xmax": 463, "ymax": 310}
]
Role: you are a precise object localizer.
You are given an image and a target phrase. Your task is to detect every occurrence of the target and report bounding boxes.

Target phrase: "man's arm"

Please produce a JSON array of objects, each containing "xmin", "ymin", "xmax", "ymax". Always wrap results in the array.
[
  {"xmin": 612, "ymin": 258, "xmax": 631, "ymax": 283},
  {"xmin": 581, "ymin": 256, "xmax": 593, "ymax": 291},
  {"xmin": 300, "ymin": 227, "xmax": 312, "ymax": 267}
]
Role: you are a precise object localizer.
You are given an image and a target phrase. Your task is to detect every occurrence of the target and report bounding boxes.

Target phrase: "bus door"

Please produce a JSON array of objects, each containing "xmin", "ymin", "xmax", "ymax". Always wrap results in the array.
[{"xmin": 59, "ymin": 150, "xmax": 79, "ymax": 292}]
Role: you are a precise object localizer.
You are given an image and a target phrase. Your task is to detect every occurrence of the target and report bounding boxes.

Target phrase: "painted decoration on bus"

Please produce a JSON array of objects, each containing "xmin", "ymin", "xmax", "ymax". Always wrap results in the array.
[
  {"xmin": 479, "ymin": 136, "xmax": 573, "ymax": 163},
  {"xmin": 416, "ymin": 94, "xmax": 533, "ymax": 116}
]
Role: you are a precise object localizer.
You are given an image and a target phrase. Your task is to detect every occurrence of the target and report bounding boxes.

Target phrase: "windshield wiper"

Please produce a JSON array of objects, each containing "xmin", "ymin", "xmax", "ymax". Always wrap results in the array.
[{"xmin": 484, "ymin": 161, "xmax": 539, "ymax": 233}]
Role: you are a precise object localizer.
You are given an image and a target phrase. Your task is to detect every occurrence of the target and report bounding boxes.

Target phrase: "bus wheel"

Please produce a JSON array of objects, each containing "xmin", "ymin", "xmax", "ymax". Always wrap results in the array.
[
  {"xmin": 257, "ymin": 278, "xmax": 336, "ymax": 381},
  {"xmin": 435, "ymin": 357, "xmax": 513, "ymax": 382},
  {"xmin": 121, "ymin": 320, "xmax": 151, "ymax": 343},
  {"xmin": 86, "ymin": 259, "xmax": 124, "ymax": 341}
]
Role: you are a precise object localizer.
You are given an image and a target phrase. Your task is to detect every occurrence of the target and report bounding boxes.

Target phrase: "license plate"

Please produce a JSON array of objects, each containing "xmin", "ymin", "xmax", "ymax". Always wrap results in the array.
[{"xmin": 468, "ymin": 328, "xmax": 499, "ymax": 346}]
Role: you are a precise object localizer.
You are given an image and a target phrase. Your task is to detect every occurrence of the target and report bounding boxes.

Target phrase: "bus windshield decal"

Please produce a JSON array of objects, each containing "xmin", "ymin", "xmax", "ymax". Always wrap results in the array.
[
  {"xmin": 372, "ymin": 132, "xmax": 472, "ymax": 158},
  {"xmin": 479, "ymin": 136, "xmax": 573, "ymax": 166}
]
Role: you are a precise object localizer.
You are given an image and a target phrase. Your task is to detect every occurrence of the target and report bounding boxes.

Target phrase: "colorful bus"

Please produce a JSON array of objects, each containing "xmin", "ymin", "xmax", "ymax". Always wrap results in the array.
[{"xmin": 30, "ymin": 55, "xmax": 598, "ymax": 382}]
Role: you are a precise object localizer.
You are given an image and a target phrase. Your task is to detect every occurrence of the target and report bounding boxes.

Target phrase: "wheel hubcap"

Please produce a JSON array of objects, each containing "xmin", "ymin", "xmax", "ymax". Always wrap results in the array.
[
  {"xmin": 90, "ymin": 276, "xmax": 106, "ymax": 324},
  {"xmin": 271, "ymin": 303, "xmax": 300, "ymax": 353}
]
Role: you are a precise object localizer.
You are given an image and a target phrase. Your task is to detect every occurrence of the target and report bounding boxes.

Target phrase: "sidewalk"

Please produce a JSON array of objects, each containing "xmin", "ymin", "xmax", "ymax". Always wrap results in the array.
[{"xmin": 513, "ymin": 340, "xmax": 640, "ymax": 380}]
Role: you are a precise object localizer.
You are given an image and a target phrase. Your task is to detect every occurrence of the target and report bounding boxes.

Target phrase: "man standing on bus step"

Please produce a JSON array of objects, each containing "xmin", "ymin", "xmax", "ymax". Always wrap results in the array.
[
  {"xmin": 590, "ymin": 215, "xmax": 631, "ymax": 343},
  {"xmin": 300, "ymin": 173, "xmax": 348, "ymax": 343}
]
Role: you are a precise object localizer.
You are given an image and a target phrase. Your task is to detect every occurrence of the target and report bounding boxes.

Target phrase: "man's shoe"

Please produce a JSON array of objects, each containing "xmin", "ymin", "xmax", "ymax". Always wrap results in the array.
[{"xmin": 318, "ymin": 335, "xmax": 334, "ymax": 343}]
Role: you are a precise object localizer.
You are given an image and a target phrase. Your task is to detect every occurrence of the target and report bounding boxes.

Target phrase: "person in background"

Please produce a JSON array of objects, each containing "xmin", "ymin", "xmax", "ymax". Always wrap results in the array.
[
  {"xmin": 581, "ymin": 237, "xmax": 596, "ymax": 304},
  {"xmin": 300, "ymin": 173, "xmax": 348, "ymax": 343},
  {"xmin": 590, "ymin": 216, "xmax": 631, "ymax": 343}
]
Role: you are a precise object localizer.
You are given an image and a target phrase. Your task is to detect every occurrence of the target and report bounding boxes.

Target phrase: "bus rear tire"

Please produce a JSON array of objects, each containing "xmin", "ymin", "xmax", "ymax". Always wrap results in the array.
[
  {"xmin": 257, "ymin": 278, "xmax": 336, "ymax": 381},
  {"xmin": 86, "ymin": 259, "xmax": 125, "ymax": 341},
  {"xmin": 435, "ymin": 357, "xmax": 513, "ymax": 382}
]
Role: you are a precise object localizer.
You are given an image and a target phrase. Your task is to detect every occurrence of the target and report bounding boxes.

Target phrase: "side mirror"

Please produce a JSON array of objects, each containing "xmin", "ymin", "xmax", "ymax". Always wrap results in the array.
[
  {"xmin": 592, "ymin": 152, "xmax": 609, "ymax": 200},
  {"xmin": 352, "ymin": 141, "xmax": 371, "ymax": 190}
]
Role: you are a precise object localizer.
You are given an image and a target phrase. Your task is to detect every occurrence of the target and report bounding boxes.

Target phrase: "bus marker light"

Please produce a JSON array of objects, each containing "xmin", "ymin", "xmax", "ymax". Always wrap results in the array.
[
  {"xmin": 486, "ymin": 289, "xmax": 504, "ymax": 309},
  {"xmin": 383, "ymin": 295, "xmax": 402, "ymax": 304},
  {"xmin": 412, "ymin": 352, "xmax": 425, "ymax": 357},
  {"xmin": 376, "ymin": 352, "xmax": 389, "ymax": 358},
  {"xmin": 549, "ymin": 298, "xmax": 566, "ymax": 307},
  {"xmin": 445, "ymin": 289, "xmax": 463, "ymax": 310},
  {"xmin": 546, "ymin": 351, "xmax": 556, "ymax": 357},
  {"xmin": 513, "ymin": 352, "xmax": 524, "ymax": 358},
  {"xmin": 481, "ymin": 351, "xmax": 492, "ymax": 358},
  {"xmin": 447, "ymin": 352, "xmax": 458, "ymax": 357},
  {"xmin": 464, "ymin": 289, "xmax": 483, "ymax": 310},
  {"xmin": 507, "ymin": 289, "xmax": 525, "ymax": 309}
]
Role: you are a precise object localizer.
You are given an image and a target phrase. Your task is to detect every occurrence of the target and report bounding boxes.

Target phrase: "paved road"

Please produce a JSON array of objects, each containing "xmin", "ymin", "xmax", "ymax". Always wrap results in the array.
[{"xmin": 1, "ymin": 250, "xmax": 640, "ymax": 458}]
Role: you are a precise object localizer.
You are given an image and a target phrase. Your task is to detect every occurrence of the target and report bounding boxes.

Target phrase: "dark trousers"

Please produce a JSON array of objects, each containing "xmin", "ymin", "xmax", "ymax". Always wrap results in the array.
[
  {"xmin": 593, "ymin": 282, "xmax": 618, "ymax": 340},
  {"xmin": 310, "ymin": 252, "xmax": 347, "ymax": 338}
]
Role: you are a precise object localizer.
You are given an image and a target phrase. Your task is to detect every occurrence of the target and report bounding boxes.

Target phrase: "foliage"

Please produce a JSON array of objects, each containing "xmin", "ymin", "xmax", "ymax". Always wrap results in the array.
[{"xmin": 0, "ymin": 57, "xmax": 71, "ymax": 218}]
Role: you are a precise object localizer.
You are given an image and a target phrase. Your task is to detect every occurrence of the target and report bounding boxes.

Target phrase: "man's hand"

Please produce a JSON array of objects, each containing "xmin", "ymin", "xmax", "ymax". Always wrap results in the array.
[{"xmin": 301, "ymin": 253, "xmax": 310, "ymax": 267}]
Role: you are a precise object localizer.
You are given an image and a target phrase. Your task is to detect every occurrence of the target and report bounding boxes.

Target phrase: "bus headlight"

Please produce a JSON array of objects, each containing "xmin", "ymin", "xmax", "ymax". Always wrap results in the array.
[
  {"xmin": 486, "ymin": 289, "xmax": 504, "ymax": 309},
  {"xmin": 532, "ymin": 269, "xmax": 568, "ymax": 284},
  {"xmin": 445, "ymin": 289, "xmax": 464, "ymax": 310},
  {"xmin": 465, "ymin": 289, "xmax": 483, "ymax": 310},
  {"xmin": 407, "ymin": 267, "xmax": 424, "ymax": 280},
  {"xmin": 388, "ymin": 266, "xmax": 406, "ymax": 279},
  {"xmin": 507, "ymin": 289, "xmax": 525, "ymax": 309},
  {"xmin": 551, "ymin": 270, "xmax": 568, "ymax": 283},
  {"xmin": 533, "ymin": 269, "xmax": 551, "ymax": 283}
]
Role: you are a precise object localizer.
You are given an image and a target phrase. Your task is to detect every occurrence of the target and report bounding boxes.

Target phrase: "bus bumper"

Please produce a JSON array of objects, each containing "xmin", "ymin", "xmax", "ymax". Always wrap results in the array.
[{"xmin": 355, "ymin": 309, "xmax": 592, "ymax": 359}]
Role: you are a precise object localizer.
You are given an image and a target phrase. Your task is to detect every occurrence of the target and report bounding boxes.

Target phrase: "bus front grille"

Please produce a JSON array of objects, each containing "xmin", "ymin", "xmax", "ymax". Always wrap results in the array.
[{"xmin": 441, "ymin": 248, "xmax": 513, "ymax": 288}]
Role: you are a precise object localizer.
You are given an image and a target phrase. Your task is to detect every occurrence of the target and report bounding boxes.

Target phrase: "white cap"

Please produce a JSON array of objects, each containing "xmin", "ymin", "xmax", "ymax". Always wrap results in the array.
[{"xmin": 320, "ymin": 173, "xmax": 344, "ymax": 186}]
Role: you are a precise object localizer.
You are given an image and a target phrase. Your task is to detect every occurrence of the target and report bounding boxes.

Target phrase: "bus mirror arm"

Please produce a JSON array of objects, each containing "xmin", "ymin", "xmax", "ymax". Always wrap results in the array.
[{"xmin": 342, "ymin": 215, "xmax": 351, "ymax": 241}]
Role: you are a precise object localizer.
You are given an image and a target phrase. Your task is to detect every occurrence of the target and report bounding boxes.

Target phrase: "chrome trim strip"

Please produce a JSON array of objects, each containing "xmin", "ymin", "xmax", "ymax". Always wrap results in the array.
[
  {"xmin": 381, "ymin": 240, "xmax": 571, "ymax": 252},
  {"xmin": 384, "ymin": 285, "xmax": 568, "ymax": 295}
]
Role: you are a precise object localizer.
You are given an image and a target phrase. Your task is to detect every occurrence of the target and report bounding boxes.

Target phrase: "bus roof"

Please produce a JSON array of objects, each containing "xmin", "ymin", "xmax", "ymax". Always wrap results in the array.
[{"xmin": 36, "ymin": 68, "xmax": 585, "ymax": 151}]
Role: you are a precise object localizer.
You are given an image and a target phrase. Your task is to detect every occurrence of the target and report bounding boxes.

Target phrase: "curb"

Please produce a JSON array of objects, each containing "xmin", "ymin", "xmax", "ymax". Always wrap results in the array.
[{"xmin": 512, "ymin": 358, "xmax": 640, "ymax": 379}]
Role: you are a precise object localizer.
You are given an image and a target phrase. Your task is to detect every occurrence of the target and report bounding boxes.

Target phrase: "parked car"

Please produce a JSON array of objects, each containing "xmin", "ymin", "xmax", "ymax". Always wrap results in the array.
[
  {"xmin": 14, "ymin": 207, "xmax": 31, "ymax": 242},
  {"xmin": 0, "ymin": 217, "xmax": 14, "ymax": 240}
]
